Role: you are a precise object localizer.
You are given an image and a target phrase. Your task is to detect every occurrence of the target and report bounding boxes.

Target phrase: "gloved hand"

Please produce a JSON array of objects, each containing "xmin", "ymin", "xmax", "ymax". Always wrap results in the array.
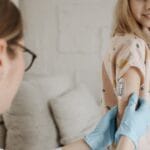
[
  {"xmin": 115, "ymin": 93, "xmax": 150, "ymax": 149},
  {"xmin": 84, "ymin": 106, "xmax": 118, "ymax": 150}
]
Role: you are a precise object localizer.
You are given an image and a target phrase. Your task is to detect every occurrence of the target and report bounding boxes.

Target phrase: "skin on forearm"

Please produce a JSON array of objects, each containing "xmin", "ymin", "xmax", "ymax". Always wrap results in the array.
[
  {"xmin": 117, "ymin": 67, "xmax": 141, "ymax": 126},
  {"xmin": 116, "ymin": 136, "xmax": 135, "ymax": 150},
  {"xmin": 62, "ymin": 139, "xmax": 90, "ymax": 150}
]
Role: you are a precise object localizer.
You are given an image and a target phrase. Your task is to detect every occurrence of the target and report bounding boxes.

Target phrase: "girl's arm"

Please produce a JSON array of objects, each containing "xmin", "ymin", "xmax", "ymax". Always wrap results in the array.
[{"xmin": 116, "ymin": 67, "xmax": 141, "ymax": 125}]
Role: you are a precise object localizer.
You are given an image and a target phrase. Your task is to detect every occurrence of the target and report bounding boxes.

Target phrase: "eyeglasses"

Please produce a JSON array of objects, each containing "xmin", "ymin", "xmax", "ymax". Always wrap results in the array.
[{"xmin": 7, "ymin": 42, "xmax": 37, "ymax": 72}]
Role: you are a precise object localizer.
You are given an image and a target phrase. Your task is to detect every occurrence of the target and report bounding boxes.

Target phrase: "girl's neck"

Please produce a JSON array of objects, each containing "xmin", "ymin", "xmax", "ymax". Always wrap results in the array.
[{"xmin": 142, "ymin": 27, "xmax": 150, "ymax": 36}]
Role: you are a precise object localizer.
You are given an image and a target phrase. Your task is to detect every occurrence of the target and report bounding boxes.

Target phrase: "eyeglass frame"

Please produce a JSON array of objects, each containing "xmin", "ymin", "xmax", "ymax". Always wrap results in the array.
[{"xmin": 7, "ymin": 41, "xmax": 37, "ymax": 72}]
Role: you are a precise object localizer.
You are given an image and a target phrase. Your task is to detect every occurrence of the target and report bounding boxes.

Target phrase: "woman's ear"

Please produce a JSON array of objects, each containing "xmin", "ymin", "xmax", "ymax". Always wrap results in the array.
[{"xmin": 0, "ymin": 39, "xmax": 7, "ymax": 57}]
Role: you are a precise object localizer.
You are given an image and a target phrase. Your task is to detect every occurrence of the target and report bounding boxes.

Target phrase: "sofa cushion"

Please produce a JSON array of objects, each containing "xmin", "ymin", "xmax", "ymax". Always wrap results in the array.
[
  {"xmin": 3, "ymin": 81, "xmax": 58, "ymax": 150},
  {"xmin": 50, "ymin": 84, "xmax": 101, "ymax": 145}
]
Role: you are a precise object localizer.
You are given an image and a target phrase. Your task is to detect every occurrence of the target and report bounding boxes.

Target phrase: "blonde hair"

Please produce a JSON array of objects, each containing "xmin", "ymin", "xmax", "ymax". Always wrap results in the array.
[{"xmin": 112, "ymin": 0, "xmax": 150, "ymax": 44}]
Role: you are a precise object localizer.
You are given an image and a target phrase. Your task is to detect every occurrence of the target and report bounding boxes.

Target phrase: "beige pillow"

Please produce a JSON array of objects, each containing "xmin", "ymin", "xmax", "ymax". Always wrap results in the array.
[
  {"xmin": 50, "ymin": 84, "xmax": 101, "ymax": 145},
  {"xmin": 3, "ymin": 81, "xmax": 58, "ymax": 150}
]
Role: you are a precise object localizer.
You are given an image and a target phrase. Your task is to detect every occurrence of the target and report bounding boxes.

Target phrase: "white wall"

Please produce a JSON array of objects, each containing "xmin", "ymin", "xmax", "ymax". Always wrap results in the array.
[{"xmin": 19, "ymin": 0, "xmax": 116, "ymax": 101}]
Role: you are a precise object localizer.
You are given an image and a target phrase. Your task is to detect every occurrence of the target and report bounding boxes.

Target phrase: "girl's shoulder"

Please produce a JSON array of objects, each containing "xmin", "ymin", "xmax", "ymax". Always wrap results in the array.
[
  {"xmin": 104, "ymin": 33, "xmax": 146, "ymax": 67},
  {"xmin": 103, "ymin": 33, "xmax": 146, "ymax": 67},
  {"xmin": 111, "ymin": 33, "xmax": 146, "ymax": 50}
]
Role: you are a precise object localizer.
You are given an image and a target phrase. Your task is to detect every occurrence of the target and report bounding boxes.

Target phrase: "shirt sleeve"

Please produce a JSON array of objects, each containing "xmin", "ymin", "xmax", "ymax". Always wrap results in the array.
[{"xmin": 115, "ymin": 38, "xmax": 146, "ymax": 86}]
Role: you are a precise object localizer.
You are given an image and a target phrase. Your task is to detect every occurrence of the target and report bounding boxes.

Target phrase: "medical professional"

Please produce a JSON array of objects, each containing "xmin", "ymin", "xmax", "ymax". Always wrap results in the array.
[
  {"xmin": 0, "ymin": 0, "xmax": 37, "ymax": 149},
  {"xmin": 0, "ymin": 0, "xmax": 36, "ymax": 126}
]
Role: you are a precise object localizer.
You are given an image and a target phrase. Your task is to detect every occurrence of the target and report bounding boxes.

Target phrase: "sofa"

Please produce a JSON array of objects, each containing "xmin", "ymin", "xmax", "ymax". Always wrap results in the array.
[{"xmin": 0, "ymin": 74, "xmax": 102, "ymax": 150}]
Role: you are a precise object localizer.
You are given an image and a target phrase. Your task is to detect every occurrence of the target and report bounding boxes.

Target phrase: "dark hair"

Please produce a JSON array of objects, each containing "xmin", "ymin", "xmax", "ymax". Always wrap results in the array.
[{"xmin": 0, "ymin": 0, "xmax": 23, "ymax": 43}]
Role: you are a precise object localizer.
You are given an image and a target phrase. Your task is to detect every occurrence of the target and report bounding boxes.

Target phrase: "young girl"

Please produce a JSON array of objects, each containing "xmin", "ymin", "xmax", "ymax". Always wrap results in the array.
[
  {"xmin": 102, "ymin": 0, "xmax": 150, "ymax": 119},
  {"xmin": 60, "ymin": 0, "xmax": 150, "ymax": 149},
  {"xmin": 102, "ymin": 0, "xmax": 150, "ymax": 148}
]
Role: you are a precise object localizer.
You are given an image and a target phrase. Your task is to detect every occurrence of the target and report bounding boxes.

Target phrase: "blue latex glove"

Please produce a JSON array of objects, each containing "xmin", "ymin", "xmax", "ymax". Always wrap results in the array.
[
  {"xmin": 84, "ymin": 106, "xmax": 118, "ymax": 150},
  {"xmin": 115, "ymin": 93, "xmax": 150, "ymax": 149}
]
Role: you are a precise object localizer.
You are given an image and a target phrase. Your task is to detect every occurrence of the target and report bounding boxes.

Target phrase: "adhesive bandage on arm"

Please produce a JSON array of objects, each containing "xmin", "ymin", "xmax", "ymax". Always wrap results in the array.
[{"xmin": 116, "ymin": 78, "xmax": 126, "ymax": 100}]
